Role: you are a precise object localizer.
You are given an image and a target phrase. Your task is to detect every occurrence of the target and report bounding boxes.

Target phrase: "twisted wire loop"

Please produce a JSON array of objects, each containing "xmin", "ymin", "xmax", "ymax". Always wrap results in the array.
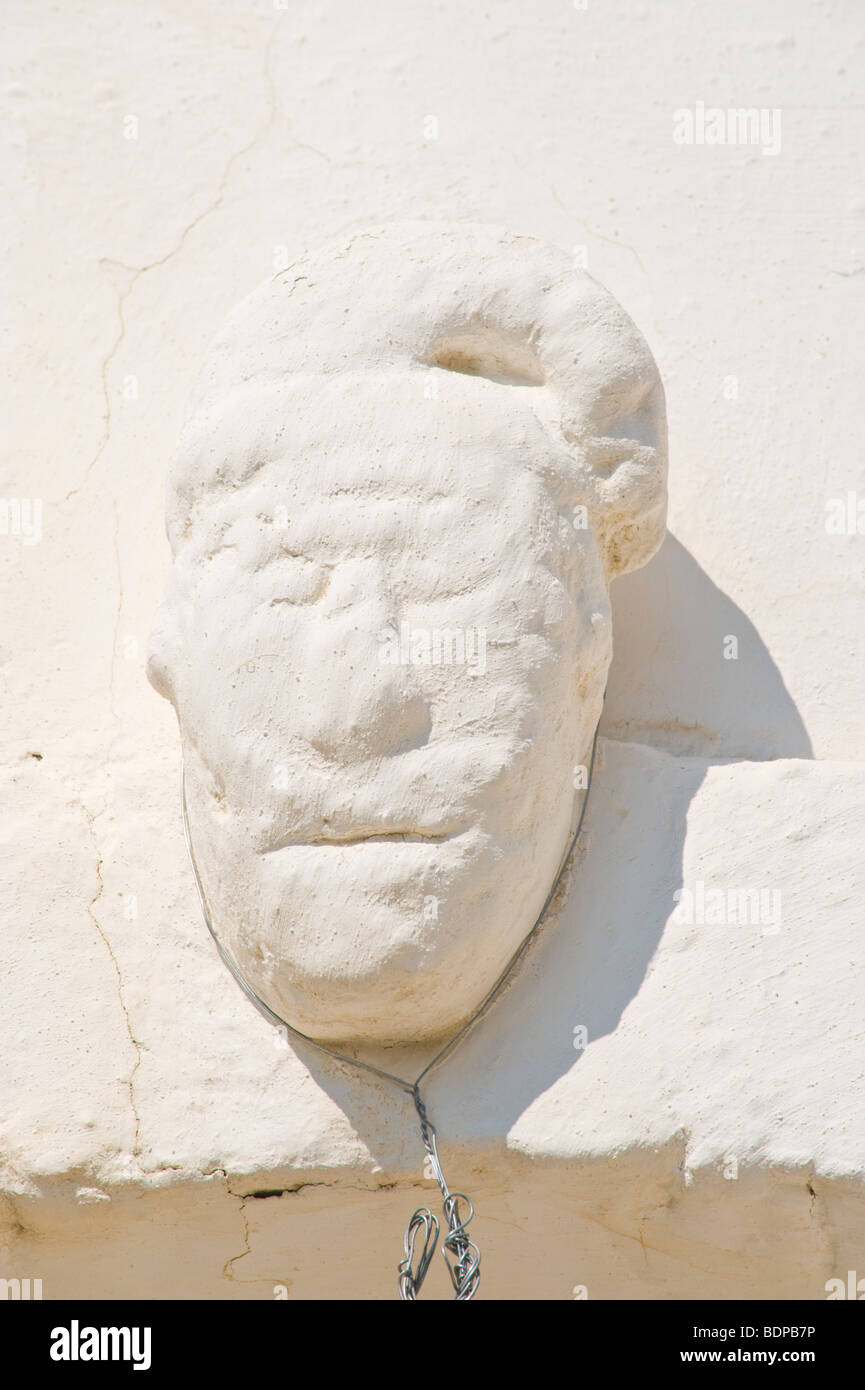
[
  {"xmin": 399, "ymin": 1086, "xmax": 481, "ymax": 1300},
  {"xmin": 398, "ymin": 1207, "xmax": 439, "ymax": 1300},
  {"xmin": 180, "ymin": 702, "xmax": 604, "ymax": 1302}
]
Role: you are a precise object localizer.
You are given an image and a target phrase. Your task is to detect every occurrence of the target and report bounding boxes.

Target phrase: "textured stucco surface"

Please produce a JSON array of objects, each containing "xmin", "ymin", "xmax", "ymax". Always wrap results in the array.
[{"xmin": 2, "ymin": 0, "xmax": 864, "ymax": 1298}]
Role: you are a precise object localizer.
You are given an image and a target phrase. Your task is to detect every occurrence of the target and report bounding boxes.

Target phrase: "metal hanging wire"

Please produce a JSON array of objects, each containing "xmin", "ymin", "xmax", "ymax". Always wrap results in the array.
[{"xmin": 180, "ymin": 705, "xmax": 603, "ymax": 1300}]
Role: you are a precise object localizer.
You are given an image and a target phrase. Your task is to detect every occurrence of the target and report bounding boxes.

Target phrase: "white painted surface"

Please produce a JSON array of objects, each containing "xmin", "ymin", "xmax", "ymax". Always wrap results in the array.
[{"xmin": 2, "ymin": 0, "xmax": 863, "ymax": 1297}]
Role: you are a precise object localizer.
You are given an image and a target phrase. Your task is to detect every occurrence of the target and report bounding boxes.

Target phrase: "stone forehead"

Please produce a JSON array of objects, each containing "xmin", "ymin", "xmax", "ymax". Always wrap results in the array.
[
  {"xmin": 166, "ymin": 222, "xmax": 667, "ymax": 578},
  {"xmin": 173, "ymin": 371, "xmax": 571, "ymax": 527},
  {"xmin": 186, "ymin": 221, "xmax": 654, "ymax": 413}
]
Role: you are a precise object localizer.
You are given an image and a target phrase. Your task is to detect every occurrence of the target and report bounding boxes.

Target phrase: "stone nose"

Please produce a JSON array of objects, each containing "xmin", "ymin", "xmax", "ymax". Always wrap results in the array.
[{"xmin": 304, "ymin": 559, "xmax": 432, "ymax": 761}]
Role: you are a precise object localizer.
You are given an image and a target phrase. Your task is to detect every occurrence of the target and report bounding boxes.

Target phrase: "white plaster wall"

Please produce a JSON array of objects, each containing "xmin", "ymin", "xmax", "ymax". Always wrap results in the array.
[{"xmin": 2, "ymin": 0, "xmax": 864, "ymax": 1298}]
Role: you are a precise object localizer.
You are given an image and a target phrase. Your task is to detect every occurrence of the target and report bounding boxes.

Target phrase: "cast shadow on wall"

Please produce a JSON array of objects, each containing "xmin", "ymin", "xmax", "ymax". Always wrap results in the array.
[
  {"xmin": 293, "ymin": 534, "xmax": 812, "ymax": 1159},
  {"xmin": 602, "ymin": 532, "xmax": 813, "ymax": 761}
]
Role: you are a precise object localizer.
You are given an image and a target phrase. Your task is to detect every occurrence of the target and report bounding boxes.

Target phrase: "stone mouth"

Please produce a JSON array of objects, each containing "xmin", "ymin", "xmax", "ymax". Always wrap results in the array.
[{"xmin": 263, "ymin": 824, "xmax": 464, "ymax": 851}]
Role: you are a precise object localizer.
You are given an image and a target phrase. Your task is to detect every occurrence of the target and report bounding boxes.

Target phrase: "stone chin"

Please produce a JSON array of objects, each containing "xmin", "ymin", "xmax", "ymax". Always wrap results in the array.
[
  {"xmin": 148, "ymin": 222, "xmax": 667, "ymax": 1047},
  {"xmin": 172, "ymin": 667, "xmax": 605, "ymax": 1046}
]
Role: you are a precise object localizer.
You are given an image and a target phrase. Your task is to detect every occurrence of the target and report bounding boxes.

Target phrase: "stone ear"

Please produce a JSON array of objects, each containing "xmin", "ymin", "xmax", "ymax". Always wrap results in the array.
[
  {"xmin": 434, "ymin": 306, "xmax": 667, "ymax": 583},
  {"xmin": 537, "ymin": 273, "xmax": 667, "ymax": 581},
  {"xmin": 559, "ymin": 350, "xmax": 668, "ymax": 583},
  {"xmin": 405, "ymin": 229, "xmax": 667, "ymax": 582},
  {"xmin": 420, "ymin": 319, "xmax": 666, "ymax": 582}
]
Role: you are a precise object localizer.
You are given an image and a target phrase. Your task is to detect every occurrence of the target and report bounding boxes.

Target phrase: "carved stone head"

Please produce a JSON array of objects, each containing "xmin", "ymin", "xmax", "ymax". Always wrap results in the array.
[{"xmin": 147, "ymin": 223, "xmax": 666, "ymax": 1045}]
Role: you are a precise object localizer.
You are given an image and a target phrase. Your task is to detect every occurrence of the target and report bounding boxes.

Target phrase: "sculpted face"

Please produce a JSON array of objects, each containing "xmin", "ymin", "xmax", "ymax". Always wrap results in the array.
[{"xmin": 148, "ymin": 225, "xmax": 667, "ymax": 1045}]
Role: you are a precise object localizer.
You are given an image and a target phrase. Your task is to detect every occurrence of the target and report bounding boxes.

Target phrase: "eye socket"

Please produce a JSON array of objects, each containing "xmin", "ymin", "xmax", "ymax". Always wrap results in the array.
[{"xmin": 270, "ymin": 554, "xmax": 331, "ymax": 605}]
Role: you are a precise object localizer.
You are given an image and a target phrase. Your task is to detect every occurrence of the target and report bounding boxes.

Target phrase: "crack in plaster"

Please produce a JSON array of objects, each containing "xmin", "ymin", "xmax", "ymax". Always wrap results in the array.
[
  {"xmin": 77, "ymin": 792, "xmax": 144, "ymax": 1156},
  {"xmin": 66, "ymin": 24, "xmax": 281, "ymax": 505},
  {"xmin": 548, "ymin": 182, "xmax": 647, "ymax": 275},
  {"xmin": 221, "ymin": 1193, "xmax": 252, "ymax": 1285}
]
